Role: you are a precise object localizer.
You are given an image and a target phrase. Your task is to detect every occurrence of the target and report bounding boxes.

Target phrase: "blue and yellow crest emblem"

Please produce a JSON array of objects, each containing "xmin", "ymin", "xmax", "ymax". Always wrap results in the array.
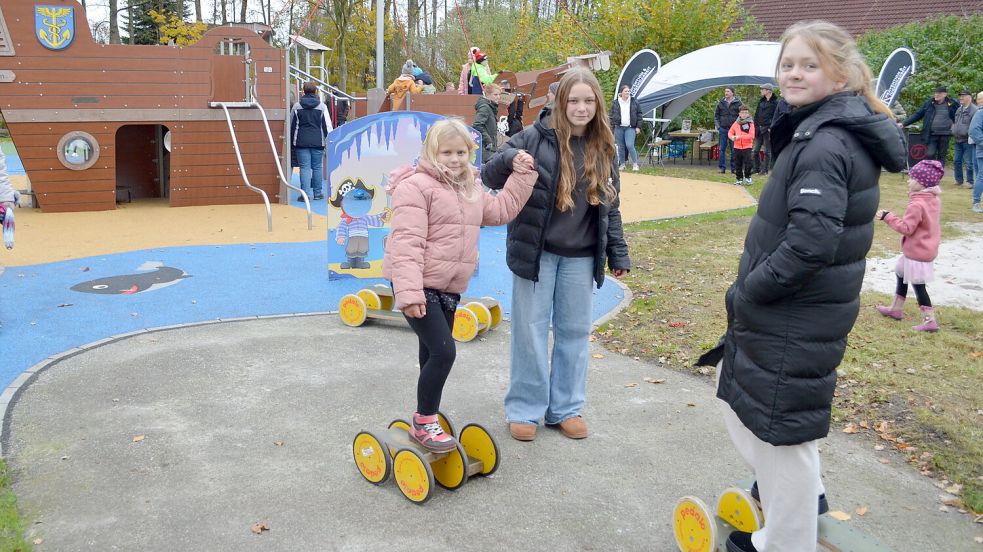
[{"xmin": 35, "ymin": 5, "xmax": 75, "ymax": 51}]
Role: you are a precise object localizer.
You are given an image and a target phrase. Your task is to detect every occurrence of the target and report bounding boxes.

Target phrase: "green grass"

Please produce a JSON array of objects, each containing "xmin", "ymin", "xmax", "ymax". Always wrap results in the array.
[
  {"xmin": 0, "ymin": 459, "xmax": 31, "ymax": 551},
  {"xmin": 600, "ymin": 164, "xmax": 983, "ymax": 513}
]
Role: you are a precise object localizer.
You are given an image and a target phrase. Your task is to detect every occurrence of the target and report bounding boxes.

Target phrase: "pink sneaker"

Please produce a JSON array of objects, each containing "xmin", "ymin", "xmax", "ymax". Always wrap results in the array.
[
  {"xmin": 876, "ymin": 305, "xmax": 904, "ymax": 320},
  {"xmin": 912, "ymin": 317, "xmax": 939, "ymax": 332},
  {"xmin": 410, "ymin": 412, "xmax": 457, "ymax": 453}
]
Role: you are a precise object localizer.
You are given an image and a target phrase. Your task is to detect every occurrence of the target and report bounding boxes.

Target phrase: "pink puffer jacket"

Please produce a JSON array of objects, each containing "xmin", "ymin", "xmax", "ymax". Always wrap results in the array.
[
  {"xmin": 382, "ymin": 158, "xmax": 536, "ymax": 309},
  {"xmin": 883, "ymin": 187, "xmax": 941, "ymax": 262}
]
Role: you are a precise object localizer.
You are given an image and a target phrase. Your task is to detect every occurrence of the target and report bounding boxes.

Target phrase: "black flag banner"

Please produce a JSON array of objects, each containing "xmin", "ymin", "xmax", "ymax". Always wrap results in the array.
[
  {"xmin": 616, "ymin": 49, "xmax": 661, "ymax": 106},
  {"xmin": 875, "ymin": 48, "xmax": 917, "ymax": 108}
]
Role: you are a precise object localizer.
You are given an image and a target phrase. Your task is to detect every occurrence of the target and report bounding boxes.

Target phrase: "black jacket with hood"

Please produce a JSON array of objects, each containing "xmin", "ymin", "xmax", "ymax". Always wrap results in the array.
[
  {"xmin": 609, "ymin": 96, "xmax": 643, "ymax": 128},
  {"xmin": 290, "ymin": 93, "xmax": 330, "ymax": 149},
  {"xmin": 701, "ymin": 92, "xmax": 907, "ymax": 446},
  {"xmin": 480, "ymin": 108, "xmax": 630, "ymax": 286},
  {"xmin": 715, "ymin": 96, "xmax": 743, "ymax": 130}
]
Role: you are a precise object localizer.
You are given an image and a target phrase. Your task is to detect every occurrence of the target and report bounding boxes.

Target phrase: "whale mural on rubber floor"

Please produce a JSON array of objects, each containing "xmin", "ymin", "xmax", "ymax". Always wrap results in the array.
[{"xmin": 71, "ymin": 261, "xmax": 191, "ymax": 295}]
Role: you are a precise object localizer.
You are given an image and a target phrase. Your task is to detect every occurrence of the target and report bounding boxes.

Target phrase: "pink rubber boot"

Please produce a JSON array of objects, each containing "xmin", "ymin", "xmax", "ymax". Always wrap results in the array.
[
  {"xmin": 912, "ymin": 306, "xmax": 939, "ymax": 332},
  {"xmin": 876, "ymin": 295, "xmax": 905, "ymax": 320}
]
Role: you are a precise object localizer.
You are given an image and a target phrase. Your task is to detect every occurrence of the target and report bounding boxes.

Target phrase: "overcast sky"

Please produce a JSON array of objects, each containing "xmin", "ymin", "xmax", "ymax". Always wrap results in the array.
[{"xmin": 80, "ymin": 0, "xmax": 293, "ymax": 37}]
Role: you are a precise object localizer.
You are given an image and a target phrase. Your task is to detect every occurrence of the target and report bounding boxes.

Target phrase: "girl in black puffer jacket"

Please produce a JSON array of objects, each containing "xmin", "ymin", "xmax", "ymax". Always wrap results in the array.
[{"xmin": 698, "ymin": 21, "xmax": 907, "ymax": 552}]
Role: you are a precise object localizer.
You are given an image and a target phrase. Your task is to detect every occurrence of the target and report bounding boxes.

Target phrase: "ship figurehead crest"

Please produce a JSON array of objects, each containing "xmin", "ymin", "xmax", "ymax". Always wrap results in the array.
[{"xmin": 35, "ymin": 5, "xmax": 75, "ymax": 51}]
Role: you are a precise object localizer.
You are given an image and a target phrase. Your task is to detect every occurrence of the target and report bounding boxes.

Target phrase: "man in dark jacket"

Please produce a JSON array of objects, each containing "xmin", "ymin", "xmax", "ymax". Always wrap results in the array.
[
  {"xmin": 752, "ymin": 84, "xmax": 778, "ymax": 175},
  {"xmin": 714, "ymin": 87, "xmax": 742, "ymax": 173},
  {"xmin": 902, "ymin": 86, "xmax": 958, "ymax": 167},
  {"xmin": 290, "ymin": 82, "xmax": 332, "ymax": 200},
  {"xmin": 952, "ymin": 89, "xmax": 978, "ymax": 187}
]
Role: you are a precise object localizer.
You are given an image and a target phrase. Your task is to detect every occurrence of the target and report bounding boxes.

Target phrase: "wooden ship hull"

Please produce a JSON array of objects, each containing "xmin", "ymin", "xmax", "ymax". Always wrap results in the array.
[{"xmin": 0, "ymin": 0, "xmax": 287, "ymax": 212}]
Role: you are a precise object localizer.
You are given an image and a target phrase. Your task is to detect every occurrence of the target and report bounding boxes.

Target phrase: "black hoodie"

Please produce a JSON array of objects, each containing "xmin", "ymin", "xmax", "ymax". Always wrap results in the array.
[
  {"xmin": 707, "ymin": 92, "xmax": 907, "ymax": 446},
  {"xmin": 290, "ymin": 93, "xmax": 330, "ymax": 149}
]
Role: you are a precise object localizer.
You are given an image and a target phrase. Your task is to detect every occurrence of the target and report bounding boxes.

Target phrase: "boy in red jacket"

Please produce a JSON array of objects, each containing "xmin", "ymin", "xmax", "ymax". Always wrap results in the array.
[{"xmin": 729, "ymin": 105, "xmax": 756, "ymax": 186}]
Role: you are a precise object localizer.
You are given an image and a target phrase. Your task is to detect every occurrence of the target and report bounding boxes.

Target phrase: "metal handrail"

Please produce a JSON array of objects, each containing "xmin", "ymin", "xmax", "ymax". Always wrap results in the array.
[
  {"xmin": 289, "ymin": 65, "xmax": 365, "ymax": 102},
  {"xmin": 209, "ymin": 101, "xmax": 275, "ymax": 232},
  {"xmin": 251, "ymin": 100, "xmax": 313, "ymax": 230}
]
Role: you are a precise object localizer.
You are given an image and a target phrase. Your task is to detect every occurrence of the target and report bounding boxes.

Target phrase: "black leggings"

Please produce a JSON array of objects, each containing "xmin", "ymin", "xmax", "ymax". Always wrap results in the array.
[
  {"xmin": 895, "ymin": 275, "xmax": 932, "ymax": 307},
  {"xmin": 404, "ymin": 303, "xmax": 457, "ymax": 416}
]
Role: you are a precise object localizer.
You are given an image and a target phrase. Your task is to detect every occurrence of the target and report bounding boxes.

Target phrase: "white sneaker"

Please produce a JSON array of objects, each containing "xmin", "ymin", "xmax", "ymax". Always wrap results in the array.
[
  {"xmin": 745, "ymin": 177, "xmax": 753, "ymax": 185},
  {"xmin": 632, "ymin": 163, "xmax": 639, "ymax": 171},
  {"xmin": 973, "ymin": 203, "xmax": 983, "ymax": 213},
  {"xmin": 618, "ymin": 164, "xmax": 626, "ymax": 171},
  {"xmin": 735, "ymin": 179, "xmax": 742, "ymax": 185}
]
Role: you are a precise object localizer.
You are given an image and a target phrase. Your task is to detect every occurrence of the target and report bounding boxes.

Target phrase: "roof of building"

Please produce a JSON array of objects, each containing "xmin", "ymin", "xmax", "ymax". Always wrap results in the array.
[{"xmin": 744, "ymin": 0, "xmax": 983, "ymax": 38}]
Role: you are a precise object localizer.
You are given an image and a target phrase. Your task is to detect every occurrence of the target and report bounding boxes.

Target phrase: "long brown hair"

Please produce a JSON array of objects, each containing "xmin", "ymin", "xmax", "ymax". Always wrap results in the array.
[
  {"xmin": 550, "ymin": 67, "xmax": 617, "ymax": 211},
  {"xmin": 778, "ymin": 21, "xmax": 892, "ymax": 117}
]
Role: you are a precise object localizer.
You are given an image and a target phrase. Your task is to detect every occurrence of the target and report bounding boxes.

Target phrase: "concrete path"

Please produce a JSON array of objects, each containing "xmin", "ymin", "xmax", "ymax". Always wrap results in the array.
[{"xmin": 3, "ymin": 315, "xmax": 979, "ymax": 551}]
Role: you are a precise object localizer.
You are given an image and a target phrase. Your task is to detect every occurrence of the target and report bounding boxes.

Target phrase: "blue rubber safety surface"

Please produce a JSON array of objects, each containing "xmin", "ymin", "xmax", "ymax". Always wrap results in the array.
[{"xmin": 0, "ymin": 155, "xmax": 625, "ymax": 390}]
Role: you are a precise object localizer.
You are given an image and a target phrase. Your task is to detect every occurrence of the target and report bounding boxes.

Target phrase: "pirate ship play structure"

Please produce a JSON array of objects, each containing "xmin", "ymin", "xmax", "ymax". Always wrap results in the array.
[{"xmin": 0, "ymin": 0, "xmax": 603, "ymax": 217}]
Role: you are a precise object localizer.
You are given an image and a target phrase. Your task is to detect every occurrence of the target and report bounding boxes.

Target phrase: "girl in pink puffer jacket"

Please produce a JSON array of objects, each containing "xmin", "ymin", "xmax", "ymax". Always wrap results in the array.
[{"xmin": 382, "ymin": 118, "xmax": 537, "ymax": 452}]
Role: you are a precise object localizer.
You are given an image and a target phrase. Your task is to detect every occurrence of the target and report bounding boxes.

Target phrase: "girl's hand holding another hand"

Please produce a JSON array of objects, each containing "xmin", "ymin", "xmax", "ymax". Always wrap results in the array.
[
  {"xmin": 611, "ymin": 269, "xmax": 628, "ymax": 279},
  {"xmin": 402, "ymin": 303, "xmax": 426, "ymax": 318},
  {"xmin": 512, "ymin": 151, "xmax": 535, "ymax": 174},
  {"xmin": 875, "ymin": 209, "xmax": 888, "ymax": 221}
]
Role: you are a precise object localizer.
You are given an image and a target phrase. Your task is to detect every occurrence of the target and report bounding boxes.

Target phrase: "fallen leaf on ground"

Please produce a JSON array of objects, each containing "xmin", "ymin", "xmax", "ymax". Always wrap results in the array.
[
  {"xmin": 842, "ymin": 423, "xmax": 860, "ymax": 434},
  {"xmin": 668, "ymin": 321, "xmax": 687, "ymax": 328},
  {"xmin": 624, "ymin": 383, "xmax": 638, "ymax": 388},
  {"xmin": 879, "ymin": 458, "xmax": 890, "ymax": 464},
  {"xmin": 588, "ymin": 335, "xmax": 597, "ymax": 342},
  {"xmin": 828, "ymin": 511, "xmax": 851, "ymax": 521},
  {"xmin": 592, "ymin": 353, "xmax": 604, "ymax": 359},
  {"xmin": 969, "ymin": 351, "xmax": 982, "ymax": 359},
  {"xmin": 251, "ymin": 523, "xmax": 270, "ymax": 534},
  {"xmin": 945, "ymin": 483, "xmax": 963, "ymax": 494},
  {"xmin": 686, "ymin": 403, "xmax": 696, "ymax": 407},
  {"xmin": 874, "ymin": 445, "xmax": 885, "ymax": 451},
  {"xmin": 33, "ymin": 537, "xmax": 43, "ymax": 545},
  {"xmin": 273, "ymin": 441, "xmax": 284, "ymax": 447},
  {"xmin": 132, "ymin": 435, "xmax": 145, "ymax": 443},
  {"xmin": 974, "ymin": 536, "xmax": 983, "ymax": 543},
  {"xmin": 855, "ymin": 505, "xmax": 868, "ymax": 516},
  {"xmin": 942, "ymin": 497, "xmax": 963, "ymax": 507},
  {"xmin": 859, "ymin": 420, "xmax": 869, "ymax": 429}
]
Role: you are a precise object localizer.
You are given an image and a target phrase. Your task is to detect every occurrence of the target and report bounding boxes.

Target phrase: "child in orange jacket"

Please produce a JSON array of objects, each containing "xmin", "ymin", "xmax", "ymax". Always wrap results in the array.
[{"xmin": 729, "ymin": 105, "xmax": 756, "ymax": 186}]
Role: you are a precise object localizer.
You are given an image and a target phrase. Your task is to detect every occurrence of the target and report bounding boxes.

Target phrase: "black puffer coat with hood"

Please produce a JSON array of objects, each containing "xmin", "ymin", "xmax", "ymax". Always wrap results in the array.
[
  {"xmin": 701, "ymin": 92, "xmax": 907, "ymax": 446},
  {"xmin": 480, "ymin": 108, "xmax": 630, "ymax": 287}
]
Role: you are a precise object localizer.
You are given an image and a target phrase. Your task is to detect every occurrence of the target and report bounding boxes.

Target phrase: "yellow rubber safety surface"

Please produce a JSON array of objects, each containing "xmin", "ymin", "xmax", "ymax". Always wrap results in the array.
[
  {"xmin": 673, "ymin": 496, "xmax": 718, "ymax": 552},
  {"xmin": 431, "ymin": 443, "xmax": 468, "ymax": 490},
  {"xmin": 716, "ymin": 487, "xmax": 763, "ymax": 533},
  {"xmin": 451, "ymin": 307, "xmax": 480, "ymax": 342},
  {"xmin": 393, "ymin": 448, "xmax": 433, "ymax": 504},
  {"xmin": 338, "ymin": 294, "xmax": 368, "ymax": 326},
  {"xmin": 352, "ymin": 431, "xmax": 391, "ymax": 485},
  {"xmin": 459, "ymin": 423, "xmax": 499, "ymax": 476}
]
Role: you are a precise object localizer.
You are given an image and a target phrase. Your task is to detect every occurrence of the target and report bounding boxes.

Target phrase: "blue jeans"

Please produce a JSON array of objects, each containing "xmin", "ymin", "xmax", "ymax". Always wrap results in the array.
[
  {"xmin": 505, "ymin": 252, "xmax": 594, "ymax": 425},
  {"xmin": 953, "ymin": 142, "xmax": 974, "ymax": 184},
  {"xmin": 974, "ymin": 155, "xmax": 983, "ymax": 204},
  {"xmin": 718, "ymin": 127, "xmax": 732, "ymax": 170},
  {"xmin": 296, "ymin": 147, "xmax": 323, "ymax": 196},
  {"xmin": 614, "ymin": 126, "xmax": 638, "ymax": 166}
]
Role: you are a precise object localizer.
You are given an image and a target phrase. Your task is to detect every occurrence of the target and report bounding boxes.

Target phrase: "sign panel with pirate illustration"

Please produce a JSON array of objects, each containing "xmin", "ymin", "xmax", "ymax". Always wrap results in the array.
[{"xmin": 326, "ymin": 111, "xmax": 482, "ymax": 279}]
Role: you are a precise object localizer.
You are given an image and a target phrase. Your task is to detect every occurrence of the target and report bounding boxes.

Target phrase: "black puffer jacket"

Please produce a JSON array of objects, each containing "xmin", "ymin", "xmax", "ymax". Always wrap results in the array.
[
  {"xmin": 715, "ymin": 96, "xmax": 743, "ymax": 130},
  {"xmin": 609, "ymin": 96, "xmax": 643, "ymax": 128},
  {"xmin": 753, "ymin": 95, "xmax": 778, "ymax": 135},
  {"xmin": 480, "ymin": 108, "xmax": 630, "ymax": 286},
  {"xmin": 705, "ymin": 93, "xmax": 906, "ymax": 446}
]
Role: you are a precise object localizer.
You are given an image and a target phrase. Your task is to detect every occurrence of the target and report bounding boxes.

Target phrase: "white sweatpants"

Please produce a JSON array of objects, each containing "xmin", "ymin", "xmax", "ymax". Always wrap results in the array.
[{"xmin": 717, "ymin": 362, "xmax": 824, "ymax": 551}]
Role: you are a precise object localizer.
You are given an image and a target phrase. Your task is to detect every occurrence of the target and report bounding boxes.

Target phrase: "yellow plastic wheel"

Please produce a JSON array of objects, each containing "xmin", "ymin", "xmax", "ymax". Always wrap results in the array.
[
  {"xmin": 481, "ymin": 296, "xmax": 503, "ymax": 329},
  {"xmin": 452, "ymin": 307, "xmax": 479, "ymax": 342},
  {"xmin": 465, "ymin": 302, "xmax": 492, "ymax": 335},
  {"xmin": 459, "ymin": 423, "xmax": 499, "ymax": 476},
  {"xmin": 357, "ymin": 288, "xmax": 382, "ymax": 311},
  {"xmin": 388, "ymin": 418, "xmax": 411, "ymax": 432},
  {"xmin": 431, "ymin": 443, "xmax": 468, "ymax": 490},
  {"xmin": 352, "ymin": 431, "xmax": 391, "ymax": 485},
  {"xmin": 376, "ymin": 289, "xmax": 394, "ymax": 311},
  {"xmin": 716, "ymin": 487, "xmax": 763, "ymax": 533},
  {"xmin": 436, "ymin": 411, "xmax": 455, "ymax": 437},
  {"xmin": 393, "ymin": 448, "xmax": 434, "ymax": 504},
  {"xmin": 673, "ymin": 496, "xmax": 717, "ymax": 552},
  {"xmin": 339, "ymin": 294, "xmax": 367, "ymax": 327}
]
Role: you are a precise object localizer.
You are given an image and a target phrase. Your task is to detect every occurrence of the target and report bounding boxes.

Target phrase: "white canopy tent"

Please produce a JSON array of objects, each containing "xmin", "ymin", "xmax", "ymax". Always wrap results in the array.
[{"xmin": 635, "ymin": 41, "xmax": 782, "ymax": 128}]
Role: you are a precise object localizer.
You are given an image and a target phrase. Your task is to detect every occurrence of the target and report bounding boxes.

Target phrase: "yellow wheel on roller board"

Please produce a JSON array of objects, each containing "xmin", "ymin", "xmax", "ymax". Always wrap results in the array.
[
  {"xmin": 436, "ymin": 411, "xmax": 455, "ymax": 437},
  {"xmin": 338, "ymin": 294, "xmax": 367, "ymax": 327},
  {"xmin": 388, "ymin": 418, "xmax": 411, "ymax": 432},
  {"xmin": 431, "ymin": 442, "xmax": 468, "ymax": 490},
  {"xmin": 393, "ymin": 448, "xmax": 434, "ymax": 504},
  {"xmin": 356, "ymin": 288, "xmax": 382, "ymax": 310},
  {"xmin": 378, "ymin": 293, "xmax": 394, "ymax": 311},
  {"xmin": 716, "ymin": 486, "xmax": 762, "ymax": 533},
  {"xmin": 481, "ymin": 296, "xmax": 503, "ymax": 329},
  {"xmin": 465, "ymin": 302, "xmax": 492, "ymax": 335},
  {"xmin": 352, "ymin": 431, "xmax": 391, "ymax": 485},
  {"xmin": 459, "ymin": 423, "xmax": 500, "ymax": 476},
  {"xmin": 452, "ymin": 307, "xmax": 479, "ymax": 342},
  {"xmin": 673, "ymin": 496, "xmax": 718, "ymax": 552}
]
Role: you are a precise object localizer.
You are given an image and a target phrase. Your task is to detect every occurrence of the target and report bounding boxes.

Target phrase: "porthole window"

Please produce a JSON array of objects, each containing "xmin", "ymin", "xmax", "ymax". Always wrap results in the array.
[{"xmin": 57, "ymin": 131, "xmax": 100, "ymax": 170}]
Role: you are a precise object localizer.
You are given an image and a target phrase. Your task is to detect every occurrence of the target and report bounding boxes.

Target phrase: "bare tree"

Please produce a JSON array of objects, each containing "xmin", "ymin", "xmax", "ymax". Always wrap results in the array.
[
  {"xmin": 194, "ymin": 0, "xmax": 202, "ymax": 21},
  {"xmin": 241, "ymin": 0, "xmax": 248, "ymax": 22},
  {"xmin": 221, "ymin": 0, "xmax": 228, "ymax": 24},
  {"xmin": 109, "ymin": 0, "xmax": 121, "ymax": 43}
]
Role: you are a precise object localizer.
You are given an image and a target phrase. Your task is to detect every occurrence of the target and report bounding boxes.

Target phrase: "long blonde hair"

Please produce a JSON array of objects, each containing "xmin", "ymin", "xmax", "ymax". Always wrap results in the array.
[
  {"xmin": 778, "ymin": 21, "xmax": 892, "ymax": 116},
  {"xmin": 550, "ymin": 67, "xmax": 617, "ymax": 211},
  {"xmin": 419, "ymin": 118, "xmax": 481, "ymax": 202}
]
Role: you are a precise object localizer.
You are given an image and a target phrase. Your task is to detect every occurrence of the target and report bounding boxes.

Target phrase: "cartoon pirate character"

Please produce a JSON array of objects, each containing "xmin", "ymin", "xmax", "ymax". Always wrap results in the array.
[{"xmin": 331, "ymin": 178, "xmax": 392, "ymax": 269}]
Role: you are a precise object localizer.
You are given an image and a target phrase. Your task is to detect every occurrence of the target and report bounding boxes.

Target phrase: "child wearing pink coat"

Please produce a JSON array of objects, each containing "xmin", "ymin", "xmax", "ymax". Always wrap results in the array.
[
  {"xmin": 876, "ymin": 159, "xmax": 943, "ymax": 332},
  {"xmin": 382, "ymin": 118, "xmax": 536, "ymax": 452}
]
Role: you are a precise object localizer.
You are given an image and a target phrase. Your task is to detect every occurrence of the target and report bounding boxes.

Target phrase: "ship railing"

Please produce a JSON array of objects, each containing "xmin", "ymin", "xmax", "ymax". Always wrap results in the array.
[
  {"xmin": 209, "ymin": 101, "xmax": 313, "ymax": 232},
  {"xmin": 288, "ymin": 65, "xmax": 366, "ymax": 120}
]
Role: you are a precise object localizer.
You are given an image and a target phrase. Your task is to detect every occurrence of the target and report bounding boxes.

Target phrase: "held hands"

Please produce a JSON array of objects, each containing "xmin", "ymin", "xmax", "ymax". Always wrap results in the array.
[
  {"xmin": 611, "ymin": 269, "xmax": 628, "ymax": 278},
  {"xmin": 402, "ymin": 303, "xmax": 426, "ymax": 318},
  {"xmin": 512, "ymin": 150, "xmax": 535, "ymax": 174},
  {"xmin": 875, "ymin": 209, "xmax": 889, "ymax": 221}
]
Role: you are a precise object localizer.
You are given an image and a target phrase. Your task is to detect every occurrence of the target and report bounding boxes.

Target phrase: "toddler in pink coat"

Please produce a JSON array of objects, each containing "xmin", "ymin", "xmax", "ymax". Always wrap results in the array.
[
  {"xmin": 382, "ymin": 118, "xmax": 537, "ymax": 452},
  {"xmin": 875, "ymin": 159, "xmax": 943, "ymax": 332}
]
